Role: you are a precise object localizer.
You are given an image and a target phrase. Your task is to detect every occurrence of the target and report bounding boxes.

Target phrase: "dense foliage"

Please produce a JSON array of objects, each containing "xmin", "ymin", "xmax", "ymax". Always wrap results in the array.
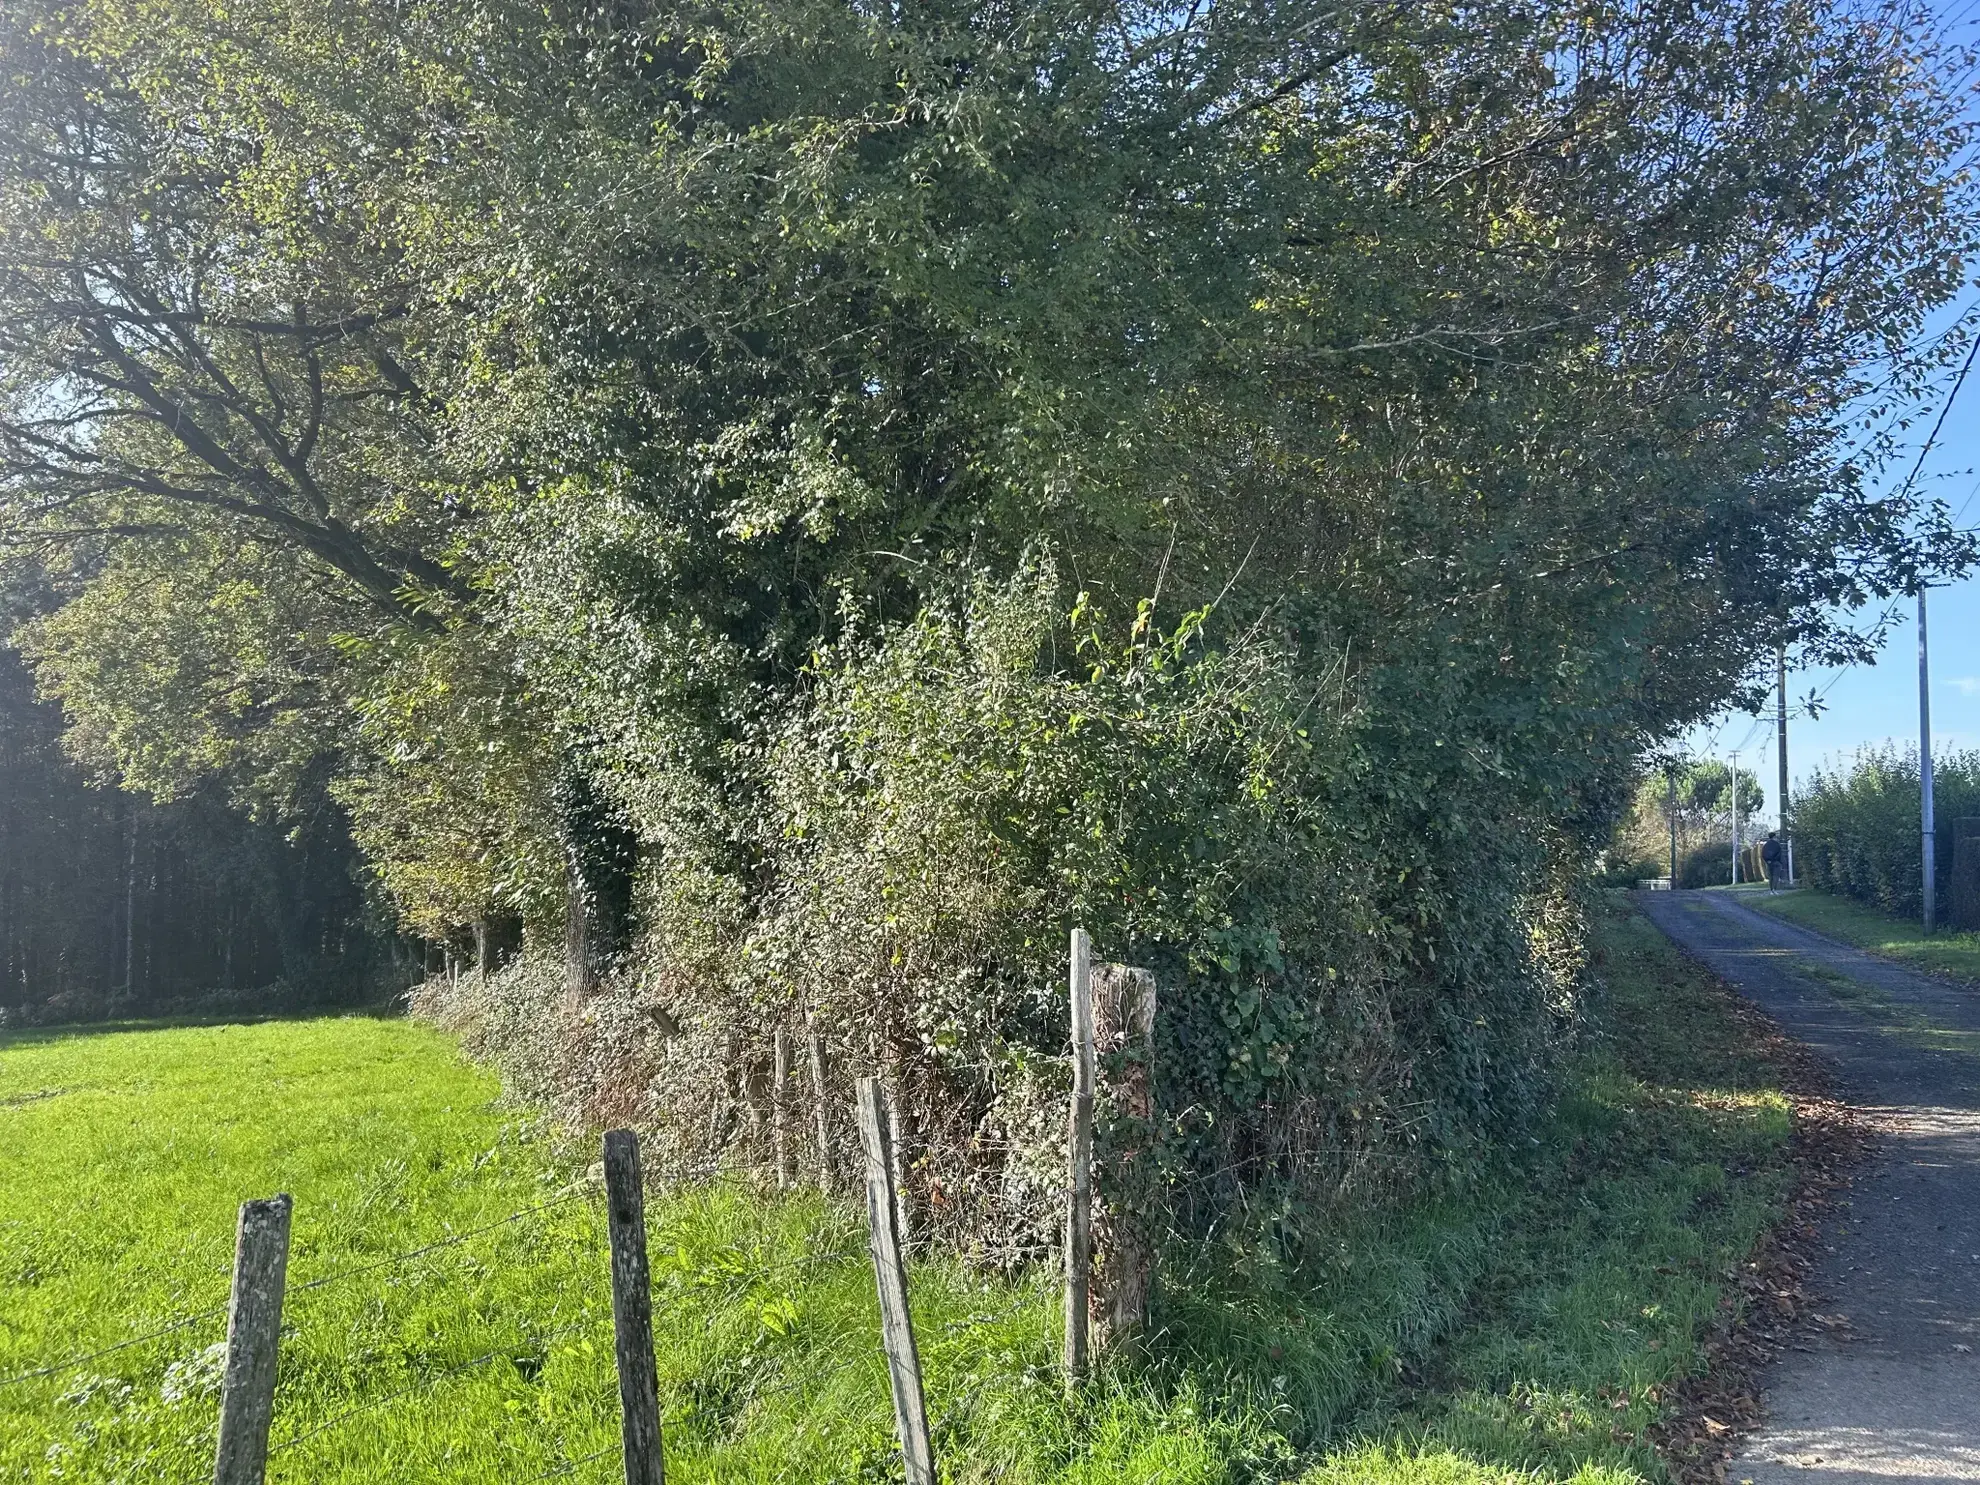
[
  {"xmin": 1794, "ymin": 745, "xmax": 1980, "ymax": 918},
  {"xmin": 3, "ymin": 0, "xmax": 1976, "ymax": 1239},
  {"xmin": 0, "ymin": 643, "xmax": 402, "ymax": 1023},
  {"xmin": 1611, "ymin": 759, "xmax": 1767, "ymax": 881}
]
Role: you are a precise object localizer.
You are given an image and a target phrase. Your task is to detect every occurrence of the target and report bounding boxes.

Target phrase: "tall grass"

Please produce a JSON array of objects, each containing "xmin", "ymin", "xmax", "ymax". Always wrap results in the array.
[{"xmin": 1, "ymin": 905, "xmax": 1801, "ymax": 1483}]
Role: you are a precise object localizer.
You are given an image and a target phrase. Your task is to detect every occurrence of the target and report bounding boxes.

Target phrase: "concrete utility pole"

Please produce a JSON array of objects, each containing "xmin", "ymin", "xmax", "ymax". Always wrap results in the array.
[
  {"xmin": 1921, "ymin": 587, "xmax": 1937, "ymax": 933},
  {"xmin": 1668, "ymin": 766, "xmax": 1679, "ymax": 887},
  {"xmin": 1730, "ymin": 749, "xmax": 1742, "ymax": 886},
  {"xmin": 1777, "ymin": 648, "xmax": 1793, "ymax": 886}
]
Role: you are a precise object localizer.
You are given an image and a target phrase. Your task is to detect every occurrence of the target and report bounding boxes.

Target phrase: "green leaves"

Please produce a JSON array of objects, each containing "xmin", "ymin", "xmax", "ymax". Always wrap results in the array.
[{"xmin": 3, "ymin": 0, "xmax": 1978, "ymax": 1236}]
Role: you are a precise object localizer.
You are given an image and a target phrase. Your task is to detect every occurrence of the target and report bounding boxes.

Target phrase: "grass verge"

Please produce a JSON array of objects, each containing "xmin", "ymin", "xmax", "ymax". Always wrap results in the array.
[
  {"xmin": 1735, "ymin": 885, "xmax": 1980, "ymax": 986},
  {"xmin": 0, "ymin": 900, "xmax": 1832, "ymax": 1483}
]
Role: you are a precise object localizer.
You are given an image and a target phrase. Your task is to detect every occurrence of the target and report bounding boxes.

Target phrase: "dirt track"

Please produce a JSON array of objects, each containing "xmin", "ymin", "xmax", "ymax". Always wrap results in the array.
[{"xmin": 1639, "ymin": 890, "xmax": 1980, "ymax": 1485}]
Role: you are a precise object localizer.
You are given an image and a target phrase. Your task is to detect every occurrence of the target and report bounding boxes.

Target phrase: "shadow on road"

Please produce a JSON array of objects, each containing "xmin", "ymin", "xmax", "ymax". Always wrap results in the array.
[{"xmin": 1639, "ymin": 891, "xmax": 1980, "ymax": 1485}]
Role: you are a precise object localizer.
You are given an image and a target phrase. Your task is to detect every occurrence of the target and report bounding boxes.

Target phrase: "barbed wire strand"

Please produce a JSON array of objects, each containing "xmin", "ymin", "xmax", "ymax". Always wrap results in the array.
[
  {"xmin": 655, "ymin": 1244, "xmax": 864, "ymax": 1285},
  {"xmin": 2, "ymin": 1191, "xmax": 596, "ymax": 1390},
  {"xmin": 266, "ymin": 1349, "xmax": 505, "ymax": 1457},
  {"xmin": 516, "ymin": 1444, "xmax": 615, "ymax": 1482},
  {"xmin": 268, "ymin": 1316, "xmax": 596, "ymax": 1457},
  {"xmin": 0, "ymin": 1303, "xmax": 230, "ymax": 1389},
  {"xmin": 289, "ymin": 1191, "xmax": 590, "ymax": 1301}
]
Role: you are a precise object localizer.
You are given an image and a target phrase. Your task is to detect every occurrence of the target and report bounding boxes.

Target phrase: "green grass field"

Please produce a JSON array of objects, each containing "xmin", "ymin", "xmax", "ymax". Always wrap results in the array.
[
  {"xmin": 1733, "ymin": 884, "xmax": 1980, "ymax": 985},
  {"xmin": 0, "ymin": 903, "xmax": 1798, "ymax": 1483}
]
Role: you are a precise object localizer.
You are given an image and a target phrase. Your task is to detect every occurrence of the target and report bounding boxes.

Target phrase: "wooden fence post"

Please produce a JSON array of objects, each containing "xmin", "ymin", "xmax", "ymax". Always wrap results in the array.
[
  {"xmin": 856, "ymin": 1077, "xmax": 935, "ymax": 1485},
  {"xmin": 772, "ymin": 1029, "xmax": 794, "ymax": 1190},
  {"xmin": 1091, "ymin": 964, "xmax": 1158, "ymax": 1349},
  {"xmin": 212, "ymin": 1193, "xmax": 292, "ymax": 1485},
  {"xmin": 603, "ymin": 1130, "xmax": 666, "ymax": 1485},
  {"xmin": 807, "ymin": 1019, "xmax": 833, "ymax": 1191},
  {"xmin": 1064, "ymin": 927, "xmax": 1094, "ymax": 1384}
]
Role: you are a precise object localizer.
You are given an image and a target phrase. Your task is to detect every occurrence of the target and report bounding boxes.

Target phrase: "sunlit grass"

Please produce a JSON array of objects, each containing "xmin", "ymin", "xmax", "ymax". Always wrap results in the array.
[
  {"xmin": 1, "ymin": 902, "xmax": 1802, "ymax": 1483},
  {"xmin": 1740, "ymin": 886, "xmax": 1980, "ymax": 985}
]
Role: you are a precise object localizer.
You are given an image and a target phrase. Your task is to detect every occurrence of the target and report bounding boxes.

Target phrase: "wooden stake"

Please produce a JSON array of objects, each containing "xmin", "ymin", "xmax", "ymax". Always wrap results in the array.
[
  {"xmin": 807, "ymin": 1020, "xmax": 833, "ymax": 1191},
  {"xmin": 212, "ymin": 1194, "xmax": 292, "ymax": 1485},
  {"xmin": 1091, "ymin": 963, "xmax": 1158, "ymax": 1348},
  {"xmin": 604, "ymin": 1130, "xmax": 666, "ymax": 1485},
  {"xmin": 885, "ymin": 1070, "xmax": 911, "ymax": 1248},
  {"xmin": 1064, "ymin": 926, "xmax": 1094, "ymax": 1383},
  {"xmin": 856, "ymin": 1077, "xmax": 935, "ymax": 1485},
  {"xmin": 772, "ymin": 1029, "xmax": 793, "ymax": 1190}
]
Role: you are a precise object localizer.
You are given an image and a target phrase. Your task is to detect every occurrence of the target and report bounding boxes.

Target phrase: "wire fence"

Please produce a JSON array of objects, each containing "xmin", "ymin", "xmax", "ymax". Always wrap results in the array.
[
  {"xmin": 0, "ymin": 1303, "xmax": 232, "ymax": 1388},
  {"xmin": 0, "ymin": 1171, "xmax": 877, "ymax": 1483},
  {"xmin": 3, "ymin": 937, "xmax": 1168, "ymax": 1485}
]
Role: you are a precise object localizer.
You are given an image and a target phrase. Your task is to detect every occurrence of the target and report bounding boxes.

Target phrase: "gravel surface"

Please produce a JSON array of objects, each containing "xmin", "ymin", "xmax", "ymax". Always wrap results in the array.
[{"xmin": 1639, "ymin": 890, "xmax": 1980, "ymax": 1485}]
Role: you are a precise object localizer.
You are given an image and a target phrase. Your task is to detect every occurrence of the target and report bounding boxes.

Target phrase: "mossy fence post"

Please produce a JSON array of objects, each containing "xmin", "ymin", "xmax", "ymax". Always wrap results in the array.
[
  {"xmin": 212, "ymin": 1193, "xmax": 292, "ymax": 1485},
  {"xmin": 856, "ymin": 1076, "xmax": 935, "ymax": 1485},
  {"xmin": 604, "ymin": 1129, "xmax": 666, "ymax": 1485},
  {"xmin": 1066, "ymin": 933, "xmax": 1160, "ymax": 1383},
  {"xmin": 1064, "ymin": 927, "xmax": 1095, "ymax": 1383},
  {"xmin": 1091, "ymin": 963, "xmax": 1157, "ymax": 1350}
]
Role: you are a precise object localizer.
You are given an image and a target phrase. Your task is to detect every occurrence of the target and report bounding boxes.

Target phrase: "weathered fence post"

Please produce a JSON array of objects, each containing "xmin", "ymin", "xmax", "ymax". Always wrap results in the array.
[
  {"xmin": 884, "ymin": 1072, "xmax": 911, "ymax": 1248},
  {"xmin": 807, "ymin": 1018, "xmax": 833, "ymax": 1191},
  {"xmin": 856, "ymin": 1077, "xmax": 935, "ymax": 1485},
  {"xmin": 1091, "ymin": 963, "xmax": 1158, "ymax": 1349},
  {"xmin": 212, "ymin": 1193, "xmax": 292, "ymax": 1485},
  {"xmin": 772, "ymin": 1028, "xmax": 794, "ymax": 1190},
  {"xmin": 1064, "ymin": 927, "xmax": 1094, "ymax": 1384},
  {"xmin": 603, "ymin": 1129, "xmax": 666, "ymax": 1485}
]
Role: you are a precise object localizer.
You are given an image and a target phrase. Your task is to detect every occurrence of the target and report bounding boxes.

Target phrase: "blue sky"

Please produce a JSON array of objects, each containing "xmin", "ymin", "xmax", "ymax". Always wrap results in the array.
[
  {"xmin": 1683, "ymin": 402, "xmax": 1980, "ymax": 830},
  {"xmin": 1682, "ymin": 0, "xmax": 1980, "ymax": 829}
]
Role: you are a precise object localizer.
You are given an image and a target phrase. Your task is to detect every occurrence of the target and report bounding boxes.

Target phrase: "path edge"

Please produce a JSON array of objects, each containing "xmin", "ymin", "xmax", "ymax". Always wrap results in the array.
[{"xmin": 1641, "ymin": 908, "xmax": 1880, "ymax": 1485}]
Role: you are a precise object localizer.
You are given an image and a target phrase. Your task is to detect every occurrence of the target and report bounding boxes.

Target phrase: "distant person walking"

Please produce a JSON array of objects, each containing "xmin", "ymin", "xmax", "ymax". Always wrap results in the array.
[{"xmin": 1760, "ymin": 831, "xmax": 1783, "ymax": 886}]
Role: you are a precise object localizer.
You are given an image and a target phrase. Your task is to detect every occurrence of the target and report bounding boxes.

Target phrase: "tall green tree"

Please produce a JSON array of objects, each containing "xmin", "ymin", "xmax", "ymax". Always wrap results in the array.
[{"xmin": 2, "ymin": 0, "xmax": 1975, "ymax": 1229}]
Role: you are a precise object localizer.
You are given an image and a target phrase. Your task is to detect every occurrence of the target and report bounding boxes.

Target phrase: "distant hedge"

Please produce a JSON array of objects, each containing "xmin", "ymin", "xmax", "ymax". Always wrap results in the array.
[
  {"xmin": 1678, "ymin": 841, "xmax": 1739, "ymax": 889},
  {"xmin": 1793, "ymin": 747, "xmax": 1980, "ymax": 919}
]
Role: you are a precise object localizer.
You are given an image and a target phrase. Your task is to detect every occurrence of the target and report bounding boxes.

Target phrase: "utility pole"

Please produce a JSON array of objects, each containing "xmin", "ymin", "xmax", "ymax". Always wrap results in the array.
[
  {"xmin": 1777, "ymin": 648, "xmax": 1793, "ymax": 886},
  {"xmin": 1921, "ymin": 587, "xmax": 1937, "ymax": 933},
  {"xmin": 1730, "ymin": 749, "xmax": 1741, "ymax": 886},
  {"xmin": 1668, "ymin": 765, "xmax": 1679, "ymax": 888}
]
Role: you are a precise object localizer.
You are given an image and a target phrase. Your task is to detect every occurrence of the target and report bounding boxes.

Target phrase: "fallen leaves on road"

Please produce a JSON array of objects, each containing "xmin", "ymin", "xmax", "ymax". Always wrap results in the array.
[{"xmin": 1648, "ymin": 990, "xmax": 1879, "ymax": 1485}]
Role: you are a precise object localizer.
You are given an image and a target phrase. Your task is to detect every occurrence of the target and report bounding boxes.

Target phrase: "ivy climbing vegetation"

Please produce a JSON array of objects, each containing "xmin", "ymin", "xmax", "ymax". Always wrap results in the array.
[{"xmin": 3, "ymin": 0, "xmax": 1977, "ymax": 1240}]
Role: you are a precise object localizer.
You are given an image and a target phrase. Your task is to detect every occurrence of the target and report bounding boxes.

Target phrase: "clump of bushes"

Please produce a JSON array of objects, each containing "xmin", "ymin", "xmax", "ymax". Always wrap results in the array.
[
  {"xmin": 1793, "ymin": 746, "xmax": 1980, "ymax": 917},
  {"xmin": 418, "ymin": 567, "xmax": 1599, "ymax": 1258},
  {"xmin": 1677, "ymin": 842, "xmax": 1737, "ymax": 889}
]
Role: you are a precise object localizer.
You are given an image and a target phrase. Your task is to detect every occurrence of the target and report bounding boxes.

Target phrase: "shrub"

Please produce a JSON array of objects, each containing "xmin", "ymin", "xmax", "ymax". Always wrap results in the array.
[
  {"xmin": 1793, "ymin": 746, "xmax": 1980, "ymax": 917},
  {"xmin": 1676, "ymin": 841, "xmax": 1738, "ymax": 889},
  {"xmin": 421, "ymin": 566, "xmax": 1600, "ymax": 1257}
]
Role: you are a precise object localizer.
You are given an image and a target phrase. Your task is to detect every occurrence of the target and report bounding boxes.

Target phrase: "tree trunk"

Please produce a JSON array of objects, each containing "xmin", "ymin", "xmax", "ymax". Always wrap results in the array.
[
  {"xmin": 563, "ymin": 863, "xmax": 593, "ymax": 997},
  {"xmin": 122, "ymin": 804, "xmax": 137, "ymax": 1001}
]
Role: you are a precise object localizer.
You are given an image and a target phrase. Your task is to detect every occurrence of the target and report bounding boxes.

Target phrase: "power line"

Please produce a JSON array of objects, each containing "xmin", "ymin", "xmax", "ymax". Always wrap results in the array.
[{"xmin": 1803, "ymin": 294, "xmax": 1980, "ymax": 724}]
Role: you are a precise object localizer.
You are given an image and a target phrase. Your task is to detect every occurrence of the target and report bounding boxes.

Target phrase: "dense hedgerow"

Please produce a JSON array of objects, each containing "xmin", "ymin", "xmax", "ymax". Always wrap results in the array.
[
  {"xmin": 3, "ymin": 0, "xmax": 1976, "ymax": 1250},
  {"xmin": 1794, "ymin": 746, "xmax": 1980, "ymax": 917},
  {"xmin": 419, "ymin": 563, "xmax": 1598, "ymax": 1252}
]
